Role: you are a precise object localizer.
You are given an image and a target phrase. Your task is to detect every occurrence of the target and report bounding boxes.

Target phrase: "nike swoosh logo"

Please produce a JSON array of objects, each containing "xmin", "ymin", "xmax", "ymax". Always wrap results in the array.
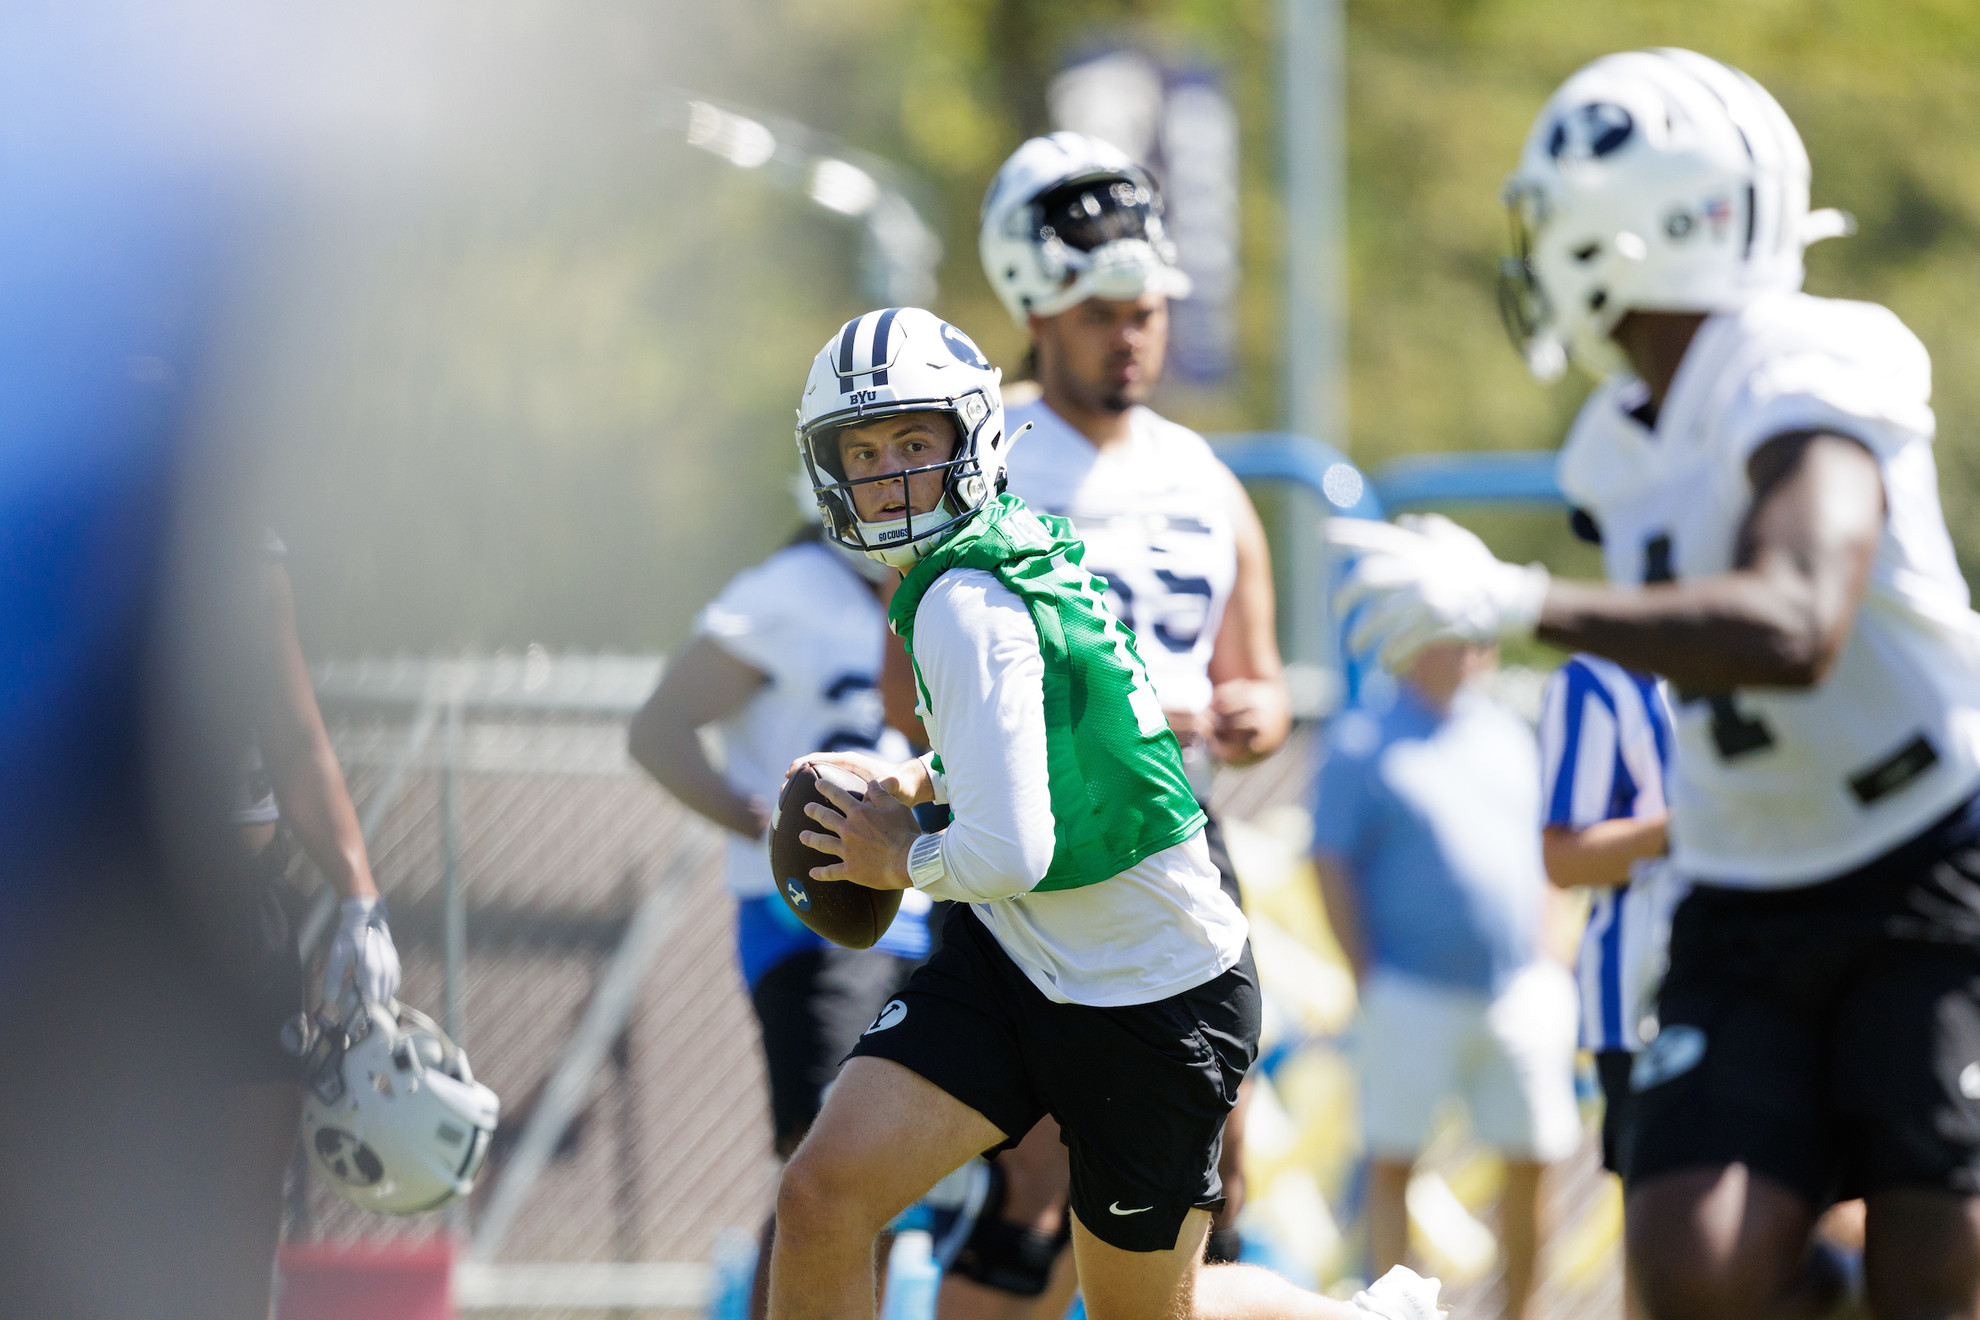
[{"xmin": 1108, "ymin": 1202, "xmax": 1152, "ymax": 1216}]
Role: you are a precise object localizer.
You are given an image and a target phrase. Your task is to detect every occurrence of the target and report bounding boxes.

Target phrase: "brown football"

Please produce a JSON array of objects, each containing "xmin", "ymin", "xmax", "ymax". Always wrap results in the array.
[{"xmin": 770, "ymin": 762, "xmax": 903, "ymax": 950}]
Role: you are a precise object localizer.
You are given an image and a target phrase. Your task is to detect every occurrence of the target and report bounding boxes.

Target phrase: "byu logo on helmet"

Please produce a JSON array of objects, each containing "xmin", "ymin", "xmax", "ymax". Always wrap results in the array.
[
  {"xmin": 940, "ymin": 321, "xmax": 989, "ymax": 369},
  {"xmin": 785, "ymin": 878, "xmax": 811, "ymax": 911},
  {"xmin": 314, "ymin": 1126, "xmax": 384, "ymax": 1186},
  {"xmin": 1548, "ymin": 103, "xmax": 1634, "ymax": 161}
]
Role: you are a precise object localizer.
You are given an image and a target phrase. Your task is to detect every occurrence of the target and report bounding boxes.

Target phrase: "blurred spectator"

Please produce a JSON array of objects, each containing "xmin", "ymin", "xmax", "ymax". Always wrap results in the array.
[
  {"xmin": 1536, "ymin": 655, "xmax": 1675, "ymax": 1320},
  {"xmin": 1310, "ymin": 642, "xmax": 1579, "ymax": 1320}
]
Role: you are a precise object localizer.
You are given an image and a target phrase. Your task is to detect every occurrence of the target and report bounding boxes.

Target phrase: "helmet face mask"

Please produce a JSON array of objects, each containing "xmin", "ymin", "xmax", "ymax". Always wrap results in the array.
[
  {"xmin": 796, "ymin": 309, "xmax": 1010, "ymax": 571},
  {"xmin": 801, "ymin": 404, "xmax": 983, "ymax": 566},
  {"xmin": 980, "ymin": 133, "xmax": 1192, "ymax": 327},
  {"xmin": 1497, "ymin": 185, "xmax": 1566, "ymax": 380}
]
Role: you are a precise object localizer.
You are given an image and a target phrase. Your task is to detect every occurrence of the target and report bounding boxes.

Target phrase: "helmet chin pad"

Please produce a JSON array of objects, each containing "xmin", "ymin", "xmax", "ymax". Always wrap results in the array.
[{"xmin": 851, "ymin": 491, "xmax": 971, "ymax": 569}]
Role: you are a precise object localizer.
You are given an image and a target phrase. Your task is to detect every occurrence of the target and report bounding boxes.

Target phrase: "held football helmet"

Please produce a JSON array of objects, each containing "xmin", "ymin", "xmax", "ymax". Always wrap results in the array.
[
  {"xmin": 979, "ymin": 131, "xmax": 1192, "ymax": 327},
  {"xmin": 299, "ymin": 1000, "xmax": 499, "ymax": 1215},
  {"xmin": 796, "ymin": 307, "xmax": 1011, "ymax": 570},
  {"xmin": 1500, "ymin": 49, "xmax": 1852, "ymax": 381}
]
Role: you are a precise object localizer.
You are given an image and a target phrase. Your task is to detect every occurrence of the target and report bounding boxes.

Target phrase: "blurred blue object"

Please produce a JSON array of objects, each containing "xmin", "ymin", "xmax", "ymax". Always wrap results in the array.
[
  {"xmin": 1368, "ymin": 450, "xmax": 1563, "ymax": 512},
  {"xmin": 1213, "ymin": 431, "xmax": 1384, "ymax": 520},
  {"xmin": 704, "ymin": 1228, "xmax": 757, "ymax": 1320},
  {"xmin": 0, "ymin": 167, "xmax": 234, "ymax": 884},
  {"xmin": 1213, "ymin": 436, "xmax": 1567, "ymax": 709},
  {"xmin": 878, "ymin": 1229, "xmax": 940, "ymax": 1320}
]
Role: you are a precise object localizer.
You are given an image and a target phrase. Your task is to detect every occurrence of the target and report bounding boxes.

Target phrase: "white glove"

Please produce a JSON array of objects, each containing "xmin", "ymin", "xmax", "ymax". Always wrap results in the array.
[
  {"xmin": 1328, "ymin": 514, "xmax": 1551, "ymax": 671},
  {"xmin": 322, "ymin": 896, "xmax": 402, "ymax": 1012},
  {"xmin": 1351, "ymin": 1265, "xmax": 1445, "ymax": 1320}
]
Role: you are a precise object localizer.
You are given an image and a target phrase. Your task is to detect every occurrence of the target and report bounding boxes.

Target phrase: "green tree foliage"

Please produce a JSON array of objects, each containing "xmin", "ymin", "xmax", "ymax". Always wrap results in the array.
[{"xmin": 250, "ymin": 0, "xmax": 1980, "ymax": 653}]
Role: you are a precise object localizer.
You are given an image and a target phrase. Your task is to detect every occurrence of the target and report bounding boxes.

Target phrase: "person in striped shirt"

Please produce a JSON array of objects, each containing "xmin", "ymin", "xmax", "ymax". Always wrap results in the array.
[{"xmin": 1538, "ymin": 653, "xmax": 1676, "ymax": 1319}]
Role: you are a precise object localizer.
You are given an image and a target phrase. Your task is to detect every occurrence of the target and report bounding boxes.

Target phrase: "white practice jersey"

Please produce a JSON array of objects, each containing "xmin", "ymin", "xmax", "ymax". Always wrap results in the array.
[
  {"xmin": 903, "ymin": 568, "xmax": 1247, "ymax": 1007},
  {"xmin": 1003, "ymin": 401, "xmax": 1238, "ymax": 785},
  {"xmin": 1557, "ymin": 292, "xmax": 1980, "ymax": 887},
  {"xmin": 694, "ymin": 539, "xmax": 915, "ymax": 899}
]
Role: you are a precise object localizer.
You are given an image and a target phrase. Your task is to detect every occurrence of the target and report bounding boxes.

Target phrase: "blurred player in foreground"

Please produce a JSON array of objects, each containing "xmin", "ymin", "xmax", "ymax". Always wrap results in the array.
[
  {"xmin": 1312, "ymin": 641, "xmax": 1578, "ymax": 1320},
  {"xmin": 1333, "ymin": 47, "xmax": 1980, "ymax": 1320},
  {"xmin": 228, "ymin": 530, "xmax": 403, "ymax": 1316},
  {"xmin": 629, "ymin": 507, "xmax": 929, "ymax": 1319},
  {"xmin": 1536, "ymin": 654, "xmax": 1677, "ymax": 1320},
  {"xmin": 775, "ymin": 306, "xmax": 1439, "ymax": 1320},
  {"xmin": 895, "ymin": 131, "xmax": 1292, "ymax": 1320}
]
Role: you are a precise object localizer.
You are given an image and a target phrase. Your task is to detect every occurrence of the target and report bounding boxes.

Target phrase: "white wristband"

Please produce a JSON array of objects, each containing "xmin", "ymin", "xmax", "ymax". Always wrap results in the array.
[{"xmin": 907, "ymin": 831, "xmax": 949, "ymax": 891}]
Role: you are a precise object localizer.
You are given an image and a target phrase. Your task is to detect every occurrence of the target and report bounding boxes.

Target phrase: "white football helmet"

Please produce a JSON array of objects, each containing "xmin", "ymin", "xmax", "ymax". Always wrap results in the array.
[
  {"xmin": 979, "ymin": 131, "xmax": 1192, "ymax": 327},
  {"xmin": 796, "ymin": 307, "xmax": 1011, "ymax": 570},
  {"xmin": 299, "ymin": 1000, "xmax": 500, "ymax": 1215},
  {"xmin": 1500, "ymin": 48, "xmax": 1852, "ymax": 381}
]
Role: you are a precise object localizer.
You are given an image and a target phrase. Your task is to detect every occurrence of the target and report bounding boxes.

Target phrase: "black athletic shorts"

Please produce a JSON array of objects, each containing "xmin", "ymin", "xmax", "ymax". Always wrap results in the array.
[
  {"xmin": 232, "ymin": 835, "xmax": 308, "ymax": 1085},
  {"xmin": 847, "ymin": 902, "xmax": 1260, "ymax": 1253},
  {"xmin": 1624, "ymin": 791, "xmax": 1980, "ymax": 1205},
  {"xmin": 1596, "ymin": 1048, "xmax": 1633, "ymax": 1177},
  {"xmin": 751, "ymin": 944, "xmax": 918, "ymax": 1154}
]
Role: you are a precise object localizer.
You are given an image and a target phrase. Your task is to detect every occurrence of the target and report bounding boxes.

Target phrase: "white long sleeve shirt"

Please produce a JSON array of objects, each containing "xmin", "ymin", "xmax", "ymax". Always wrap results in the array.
[{"xmin": 902, "ymin": 567, "xmax": 1247, "ymax": 1007}]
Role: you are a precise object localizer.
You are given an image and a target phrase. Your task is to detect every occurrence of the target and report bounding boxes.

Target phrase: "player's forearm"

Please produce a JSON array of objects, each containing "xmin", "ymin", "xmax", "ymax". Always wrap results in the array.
[
  {"xmin": 1208, "ymin": 676, "xmax": 1292, "ymax": 765},
  {"xmin": 1539, "ymin": 432, "xmax": 1880, "ymax": 690},
  {"xmin": 1541, "ymin": 815, "xmax": 1668, "ymax": 889},
  {"xmin": 1537, "ymin": 570, "xmax": 1835, "ymax": 691},
  {"xmin": 630, "ymin": 720, "xmax": 764, "ymax": 838},
  {"xmin": 269, "ymin": 737, "xmax": 378, "ymax": 901},
  {"xmin": 880, "ymin": 632, "xmax": 929, "ymax": 744}
]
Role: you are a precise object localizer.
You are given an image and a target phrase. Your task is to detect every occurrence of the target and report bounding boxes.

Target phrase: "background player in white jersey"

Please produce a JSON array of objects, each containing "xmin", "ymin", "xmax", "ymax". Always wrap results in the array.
[
  {"xmin": 901, "ymin": 131, "xmax": 1293, "ymax": 1319},
  {"xmin": 1537, "ymin": 653, "xmax": 1677, "ymax": 1320},
  {"xmin": 628, "ymin": 513, "xmax": 928, "ymax": 1320},
  {"xmin": 1334, "ymin": 47, "xmax": 1980, "ymax": 1320},
  {"xmin": 982, "ymin": 132, "xmax": 1290, "ymax": 788}
]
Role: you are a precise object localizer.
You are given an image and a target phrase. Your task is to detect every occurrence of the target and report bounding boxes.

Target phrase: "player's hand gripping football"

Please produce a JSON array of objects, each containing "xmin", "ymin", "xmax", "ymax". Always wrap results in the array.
[
  {"xmin": 1327, "ymin": 514, "xmax": 1551, "ymax": 671},
  {"xmin": 787, "ymin": 753, "xmax": 930, "ymax": 891}
]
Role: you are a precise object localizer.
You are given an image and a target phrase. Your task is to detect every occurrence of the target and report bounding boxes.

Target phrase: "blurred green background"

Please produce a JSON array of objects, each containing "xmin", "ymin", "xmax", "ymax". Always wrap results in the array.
[{"xmin": 246, "ymin": 0, "xmax": 1980, "ymax": 655}]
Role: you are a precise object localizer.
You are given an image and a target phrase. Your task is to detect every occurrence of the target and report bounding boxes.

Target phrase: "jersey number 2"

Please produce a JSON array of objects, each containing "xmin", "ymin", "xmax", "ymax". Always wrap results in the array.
[{"xmin": 1643, "ymin": 533, "xmax": 1775, "ymax": 760}]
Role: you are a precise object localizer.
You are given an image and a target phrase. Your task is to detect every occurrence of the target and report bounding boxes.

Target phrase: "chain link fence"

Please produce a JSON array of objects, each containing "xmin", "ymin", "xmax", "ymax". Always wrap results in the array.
[
  {"xmin": 283, "ymin": 654, "xmax": 1615, "ymax": 1320},
  {"xmin": 289, "ymin": 656, "xmax": 772, "ymax": 1316}
]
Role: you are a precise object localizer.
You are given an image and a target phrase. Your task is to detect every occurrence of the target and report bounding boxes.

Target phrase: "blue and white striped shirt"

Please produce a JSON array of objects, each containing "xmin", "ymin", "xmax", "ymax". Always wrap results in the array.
[{"xmin": 1538, "ymin": 655, "xmax": 1674, "ymax": 1052}]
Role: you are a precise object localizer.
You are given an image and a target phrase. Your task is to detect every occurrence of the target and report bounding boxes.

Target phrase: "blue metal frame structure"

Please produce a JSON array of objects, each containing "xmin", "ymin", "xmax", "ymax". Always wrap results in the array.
[
  {"xmin": 1209, "ymin": 431, "xmax": 1564, "ymax": 516},
  {"xmin": 1207, "ymin": 432, "xmax": 1568, "ymax": 713}
]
